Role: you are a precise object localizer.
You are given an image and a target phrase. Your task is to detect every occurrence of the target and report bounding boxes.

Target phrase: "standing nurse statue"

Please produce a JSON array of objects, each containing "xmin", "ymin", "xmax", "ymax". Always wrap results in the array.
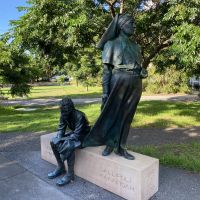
[{"xmin": 83, "ymin": 13, "xmax": 148, "ymax": 160}]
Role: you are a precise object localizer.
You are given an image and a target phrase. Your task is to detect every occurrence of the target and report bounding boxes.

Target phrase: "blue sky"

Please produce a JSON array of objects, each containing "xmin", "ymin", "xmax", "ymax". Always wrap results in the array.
[{"xmin": 0, "ymin": 0, "xmax": 27, "ymax": 34}]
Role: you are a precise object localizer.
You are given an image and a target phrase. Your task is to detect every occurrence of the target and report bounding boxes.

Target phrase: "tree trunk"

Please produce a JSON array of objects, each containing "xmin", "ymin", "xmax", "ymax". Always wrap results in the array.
[
  {"xmin": 120, "ymin": 0, "xmax": 125, "ymax": 14},
  {"xmin": 143, "ymin": 39, "xmax": 172, "ymax": 68},
  {"xmin": 105, "ymin": 0, "xmax": 117, "ymax": 18}
]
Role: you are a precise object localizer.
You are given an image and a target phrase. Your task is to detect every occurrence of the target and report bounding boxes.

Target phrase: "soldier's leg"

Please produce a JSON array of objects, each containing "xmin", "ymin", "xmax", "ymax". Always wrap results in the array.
[
  {"xmin": 48, "ymin": 139, "xmax": 66, "ymax": 179},
  {"xmin": 56, "ymin": 150, "xmax": 75, "ymax": 186}
]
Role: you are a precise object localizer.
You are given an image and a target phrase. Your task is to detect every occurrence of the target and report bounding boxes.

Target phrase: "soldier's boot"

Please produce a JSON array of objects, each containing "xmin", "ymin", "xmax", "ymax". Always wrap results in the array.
[
  {"xmin": 56, "ymin": 151, "xmax": 75, "ymax": 186},
  {"xmin": 48, "ymin": 141, "xmax": 66, "ymax": 179}
]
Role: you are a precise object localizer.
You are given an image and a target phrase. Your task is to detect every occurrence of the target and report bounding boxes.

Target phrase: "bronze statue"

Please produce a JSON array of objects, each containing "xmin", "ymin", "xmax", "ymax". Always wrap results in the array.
[
  {"xmin": 83, "ymin": 14, "xmax": 147, "ymax": 160},
  {"xmin": 48, "ymin": 97, "xmax": 90, "ymax": 186}
]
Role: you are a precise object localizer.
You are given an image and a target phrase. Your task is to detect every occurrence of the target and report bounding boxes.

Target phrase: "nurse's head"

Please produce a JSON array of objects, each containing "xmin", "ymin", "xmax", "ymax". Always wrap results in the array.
[
  {"xmin": 97, "ymin": 13, "xmax": 136, "ymax": 49},
  {"xmin": 118, "ymin": 14, "xmax": 136, "ymax": 36}
]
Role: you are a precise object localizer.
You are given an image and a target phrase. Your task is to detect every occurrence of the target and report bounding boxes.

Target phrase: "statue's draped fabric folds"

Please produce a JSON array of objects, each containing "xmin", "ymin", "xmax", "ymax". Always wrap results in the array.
[{"xmin": 83, "ymin": 14, "xmax": 145, "ymax": 159}]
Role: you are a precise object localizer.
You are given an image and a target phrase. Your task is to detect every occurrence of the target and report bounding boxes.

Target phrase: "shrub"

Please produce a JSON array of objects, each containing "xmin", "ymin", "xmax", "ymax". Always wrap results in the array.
[{"xmin": 143, "ymin": 66, "xmax": 191, "ymax": 94}]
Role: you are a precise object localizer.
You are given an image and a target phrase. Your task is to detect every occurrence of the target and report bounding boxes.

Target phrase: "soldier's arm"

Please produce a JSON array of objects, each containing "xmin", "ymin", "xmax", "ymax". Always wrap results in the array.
[
  {"xmin": 70, "ymin": 114, "xmax": 90, "ymax": 142},
  {"xmin": 56, "ymin": 115, "xmax": 67, "ymax": 138}
]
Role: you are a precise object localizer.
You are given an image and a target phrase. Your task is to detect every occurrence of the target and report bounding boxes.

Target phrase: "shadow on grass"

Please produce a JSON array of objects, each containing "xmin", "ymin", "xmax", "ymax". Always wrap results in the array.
[
  {"xmin": 127, "ymin": 126, "xmax": 200, "ymax": 146},
  {"xmin": 138, "ymin": 100, "xmax": 200, "ymax": 117}
]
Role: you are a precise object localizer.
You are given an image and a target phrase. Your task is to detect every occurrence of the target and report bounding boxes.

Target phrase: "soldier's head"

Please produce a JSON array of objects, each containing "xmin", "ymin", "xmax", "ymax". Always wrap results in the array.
[{"xmin": 60, "ymin": 97, "xmax": 75, "ymax": 117}]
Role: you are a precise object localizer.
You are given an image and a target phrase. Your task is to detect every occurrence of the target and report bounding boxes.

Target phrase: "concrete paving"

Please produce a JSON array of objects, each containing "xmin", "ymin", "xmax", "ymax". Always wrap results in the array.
[
  {"xmin": 1, "ymin": 94, "xmax": 199, "ymax": 107},
  {"xmin": 2, "ymin": 151, "xmax": 200, "ymax": 200},
  {"xmin": 0, "ymin": 154, "xmax": 73, "ymax": 200},
  {"xmin": 1, "ymin": 152, "xmax": 121, "ymax": 200},
  {"xmin": 0, "ymin": 155, "xmax": 26, "ymax": 180}
]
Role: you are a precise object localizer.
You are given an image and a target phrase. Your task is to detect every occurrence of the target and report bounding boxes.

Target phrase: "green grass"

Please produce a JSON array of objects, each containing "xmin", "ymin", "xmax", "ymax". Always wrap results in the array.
[
  {"xmin": 129, "ymin": 142, "xmax": 200, "ymax": 173},
  {"xmin": 2, "ymin": 84, "xmax": 102, "ymax": 100},
  {"xmin": 1, "ymin": 84, "xmax": 163, "ymax": 100},
  {"xmin": 1, "ymin": 100, "xmax": 200, "ymax": 173},
  {"xmin": 0, "ymin": 104, "xmax": 100, "ymax": 133},
  {"xmin": 133, "ymin": 100, "xmax": 200, "ymax": 128},
  {"xmin": 0, "ymin": 101, "xmax": 199, "ymax": 133}
]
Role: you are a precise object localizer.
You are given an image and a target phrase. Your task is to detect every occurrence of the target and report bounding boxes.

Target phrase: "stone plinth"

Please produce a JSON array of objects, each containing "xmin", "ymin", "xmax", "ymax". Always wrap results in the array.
[{"xmin": 41, "ymin": 133, "xmax": 159, "ymax": 200}]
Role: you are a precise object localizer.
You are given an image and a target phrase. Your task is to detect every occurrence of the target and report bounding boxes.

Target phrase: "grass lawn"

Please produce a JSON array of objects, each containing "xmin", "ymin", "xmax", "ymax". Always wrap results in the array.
[
  {"xmin": 1, "ymin": 84, "xmax": 102, "ymax": 100},
  {"xmin": 1, "ymin": 100, "xmax": 200, "ymax": 173},
  {"xmin": 1, "ymin": 84, "xmax": 172, "ymax": 100},
  {"xmin": 129, "ymin": 142, "xmax": 200, "ymax": 173},
  {"xmin": 0, "ymin": 101, "xmax": 199, "ymax": 133}
]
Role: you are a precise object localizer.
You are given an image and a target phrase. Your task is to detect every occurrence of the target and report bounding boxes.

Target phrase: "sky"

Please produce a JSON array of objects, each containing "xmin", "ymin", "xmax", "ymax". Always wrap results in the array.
[{"xmin": 0, "ymin": 0, "xmax": 27, "ymax": 34}]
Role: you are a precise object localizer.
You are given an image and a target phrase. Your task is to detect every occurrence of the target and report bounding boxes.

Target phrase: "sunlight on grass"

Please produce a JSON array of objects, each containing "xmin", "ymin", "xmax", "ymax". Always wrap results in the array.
[
  {"xmin": 2, "ymin": 84, "xmax": 102, "ymax": 100},
  {"xmin": 0, "ymin": 101, "xmax": 199, "ymax": 134},
  {"xmin": 133, "ymin": 101, "xmax": 200, "ymax": 128}
]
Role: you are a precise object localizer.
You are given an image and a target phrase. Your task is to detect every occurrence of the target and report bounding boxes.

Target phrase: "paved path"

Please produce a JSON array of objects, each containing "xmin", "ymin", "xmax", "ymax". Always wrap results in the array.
[
  {"xmin": 1, "ymin": 94, "xmax": 199, "ymax": 106},
  {"xmin": 0, "ymin": 154, "xmax": 73, "ymax": 200}
]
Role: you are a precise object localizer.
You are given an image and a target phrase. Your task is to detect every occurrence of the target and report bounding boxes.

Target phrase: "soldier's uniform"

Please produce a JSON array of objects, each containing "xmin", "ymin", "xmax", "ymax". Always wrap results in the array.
[{"xmin": 48, "ymin": 98, "xmax": 90, "ymax": 186}]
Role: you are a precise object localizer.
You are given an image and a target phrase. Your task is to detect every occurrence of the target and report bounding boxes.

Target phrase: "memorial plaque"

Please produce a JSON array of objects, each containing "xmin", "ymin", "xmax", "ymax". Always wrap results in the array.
[{"xmin": 41, "ymin": 133, "xmax": 159, "ymax": 200}]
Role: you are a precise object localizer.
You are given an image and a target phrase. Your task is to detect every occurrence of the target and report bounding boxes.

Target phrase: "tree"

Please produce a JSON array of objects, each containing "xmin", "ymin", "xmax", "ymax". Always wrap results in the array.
[
  {"xmin": 98, "ymin": 0, "xmax": 200, "ymax": 76},
  {"xmin": 73, "ymin": 47, "xmax": 102, "ymax": 90},
  {"xmin": 2, "ymin": 0, "xmax": 199, "ymax": 97},
  {"xmin": 10, "ymin": 0, "xmax": 109, "ymax": 80},
  {"xmin": 143, "ymin": 65, "xmax": 190, "ymax": 94},
  {"xmin": 0, "ymin": 40, "xmax": 34, "ymax": 96}
]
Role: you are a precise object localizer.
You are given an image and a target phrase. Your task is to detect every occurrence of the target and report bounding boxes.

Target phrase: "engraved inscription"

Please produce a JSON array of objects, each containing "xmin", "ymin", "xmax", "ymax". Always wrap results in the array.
[{"xmin": 99, "ymin": 167, "xmax": 134, "ymax": 191}]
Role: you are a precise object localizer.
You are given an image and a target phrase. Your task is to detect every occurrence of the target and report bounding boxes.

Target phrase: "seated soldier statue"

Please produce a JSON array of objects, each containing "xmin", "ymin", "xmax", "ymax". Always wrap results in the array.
[{"xmin": 48, "ymin": 97, "xmax": 90, "ymax": 186}]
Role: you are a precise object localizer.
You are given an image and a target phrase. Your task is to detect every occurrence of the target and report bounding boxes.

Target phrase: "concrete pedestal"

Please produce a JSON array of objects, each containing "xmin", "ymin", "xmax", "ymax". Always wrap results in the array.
[{"xmin": 41, "ymin": 133, "xmax": 159, "ymax": 200}]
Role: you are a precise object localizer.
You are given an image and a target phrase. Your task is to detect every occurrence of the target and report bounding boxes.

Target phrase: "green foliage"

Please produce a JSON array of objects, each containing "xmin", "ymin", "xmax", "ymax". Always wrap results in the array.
[
  {"xmin": 110, "ymin": 0, "xmax": 200, "ymax": 76},
  {"xmin": 57, "ymin": 75, "xmax": 66, "ymax": 85},
  {"xmin": 141, "ymin": 0, "xmax": 200, "ymax": 76},
  {"xmin": 143, "ymin": 66, "xmax": 191, "ymax": 94},
  {"xmin": 9, "ymin": 0, "xmax": 109, "ymax": 83},
  {"xmin": 0, "ymin": 40, "xmax": 35, "ymax": 96},
  {"xmin": 1, "ymin": 0, "xmax": 199, "ymax": 97},
  {"xmin": 68, "ymin": 47, "xmax": 102, "ymax": 88}
]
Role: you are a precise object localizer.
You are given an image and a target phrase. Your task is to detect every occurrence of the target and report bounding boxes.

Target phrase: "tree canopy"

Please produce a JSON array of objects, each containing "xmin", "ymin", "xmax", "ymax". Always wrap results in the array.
[
  {"xmin": 0, "ymin": 39, "xmax": 34, "ymax": 96},
  {"xmin": 0, "ymin": 0, "xmax": 199, "ymax": 96}
]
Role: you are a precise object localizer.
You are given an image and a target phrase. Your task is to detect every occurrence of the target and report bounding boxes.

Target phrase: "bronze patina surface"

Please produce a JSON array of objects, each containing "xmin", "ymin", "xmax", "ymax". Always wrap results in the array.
[{"xmin": 83, "ymin": 14, "xmax": 147, "ymax": 160}]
